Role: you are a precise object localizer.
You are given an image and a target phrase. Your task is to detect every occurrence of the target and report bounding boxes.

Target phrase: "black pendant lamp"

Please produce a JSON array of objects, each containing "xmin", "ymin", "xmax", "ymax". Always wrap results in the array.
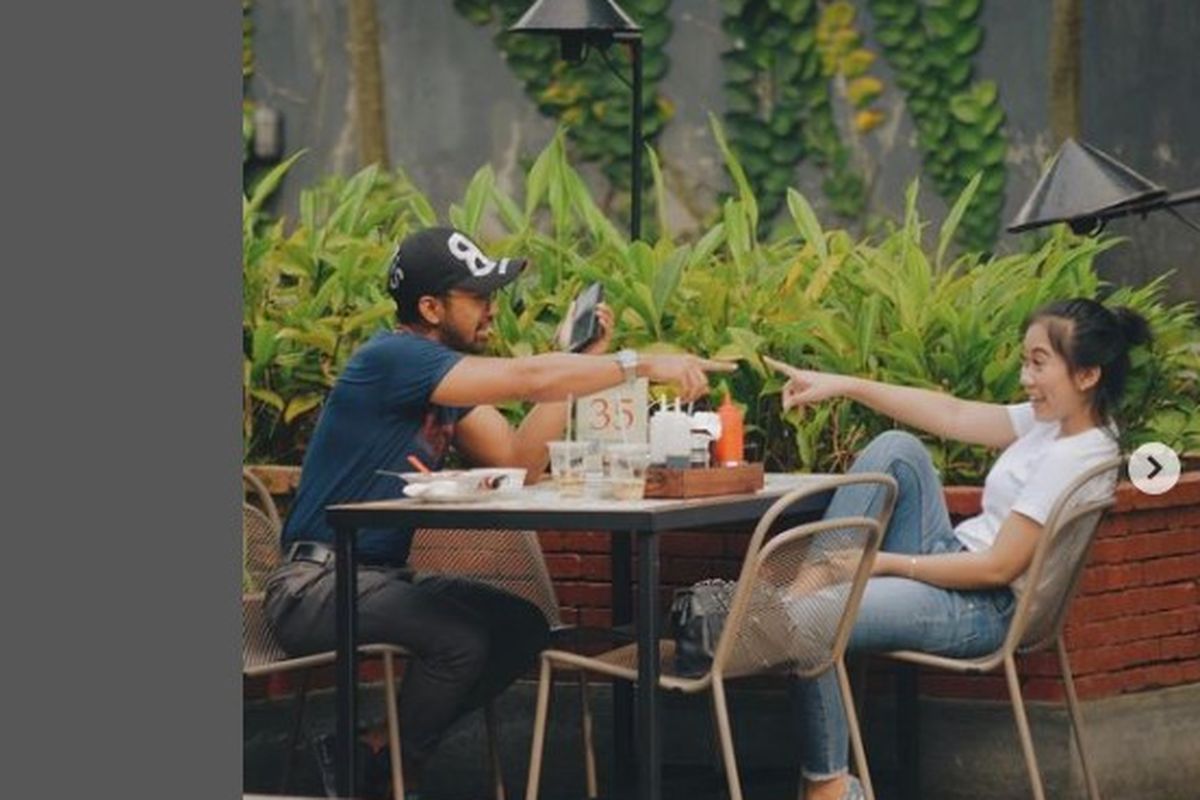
[
  {"xmin": 1009, "ymin": 138, "xmax": 1200, "ymax": 235},
  {"xmin": 510, "ymin": 0, "xmax": 640, "ymax": 62}
]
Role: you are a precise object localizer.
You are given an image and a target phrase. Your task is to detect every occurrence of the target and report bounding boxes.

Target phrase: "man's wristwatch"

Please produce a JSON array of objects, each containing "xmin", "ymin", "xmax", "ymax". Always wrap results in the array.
[{"xmin": 615, "ymin": 348, "xmax": 639, "ymax": 383}]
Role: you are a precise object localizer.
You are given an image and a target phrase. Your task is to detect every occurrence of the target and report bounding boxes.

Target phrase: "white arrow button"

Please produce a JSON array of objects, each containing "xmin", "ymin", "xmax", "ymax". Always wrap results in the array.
[{"xmin": 1129, "ymin": 442, "xmax": 1181, "ymax": 495}]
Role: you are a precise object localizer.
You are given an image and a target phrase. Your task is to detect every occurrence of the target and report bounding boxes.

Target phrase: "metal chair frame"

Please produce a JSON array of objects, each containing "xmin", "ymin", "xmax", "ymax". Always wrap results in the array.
[
  {"xmin": 524, "ymin": 474, "xmax": 899, "ymax": 800},
  {"xmin": 880, "ymin": 456, "xmax": 1124, "ymax": 800}
]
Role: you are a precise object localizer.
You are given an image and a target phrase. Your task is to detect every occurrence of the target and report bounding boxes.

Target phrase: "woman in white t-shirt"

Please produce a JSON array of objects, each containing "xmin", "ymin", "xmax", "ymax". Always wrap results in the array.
[{"xmin": 765, "ymin": 298, "xmax": 1151, "ymax": 800}]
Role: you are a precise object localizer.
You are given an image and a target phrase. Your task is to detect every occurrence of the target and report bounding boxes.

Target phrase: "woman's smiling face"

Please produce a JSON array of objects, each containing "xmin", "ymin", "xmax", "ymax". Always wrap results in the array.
[{"xmin": 1019, "ymin": 320, "xmax": 1100, "ymax": 429}]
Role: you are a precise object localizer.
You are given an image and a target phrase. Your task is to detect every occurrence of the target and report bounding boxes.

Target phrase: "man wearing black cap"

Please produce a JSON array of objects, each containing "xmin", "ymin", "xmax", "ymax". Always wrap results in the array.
[{"xmin": 265, "ymin": 227, "xmax": 734, "ymax": 797}]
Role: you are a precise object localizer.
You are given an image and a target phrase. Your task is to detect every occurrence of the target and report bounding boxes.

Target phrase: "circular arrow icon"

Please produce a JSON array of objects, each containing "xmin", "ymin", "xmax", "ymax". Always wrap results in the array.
[{"xmin": 1128, "ymin": 442, "xmax": 1181, "ymax": 495}]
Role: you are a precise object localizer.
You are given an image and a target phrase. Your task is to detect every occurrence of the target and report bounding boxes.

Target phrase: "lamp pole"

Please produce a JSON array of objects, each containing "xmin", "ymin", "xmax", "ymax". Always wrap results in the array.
[{"xmin": 507, "ymin": 11, "xmax": 651, "ymax": 793}]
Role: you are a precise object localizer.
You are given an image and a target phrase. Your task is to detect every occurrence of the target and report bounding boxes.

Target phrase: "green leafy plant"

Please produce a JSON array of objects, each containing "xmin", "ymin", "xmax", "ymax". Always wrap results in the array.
[
  {"xmin": 243, "ymin": 155, "xmax": 437, "ymax": 463},
  {"xmin": 243, "ymin": 131, "xmax": 1200, "ymax": 482}
]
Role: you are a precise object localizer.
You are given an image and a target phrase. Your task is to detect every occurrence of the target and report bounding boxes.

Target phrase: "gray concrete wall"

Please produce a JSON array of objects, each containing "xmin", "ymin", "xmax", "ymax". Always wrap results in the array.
[{"xmin": 248, "ymin": 1, "xmax": 1199, "ymax": 303}]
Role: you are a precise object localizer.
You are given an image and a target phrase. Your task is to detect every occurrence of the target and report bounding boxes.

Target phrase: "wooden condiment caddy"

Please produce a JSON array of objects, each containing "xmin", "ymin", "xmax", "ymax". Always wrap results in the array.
[{"xmin": 643, "ymin": 462, "xmax": 764, "ymax": 499}]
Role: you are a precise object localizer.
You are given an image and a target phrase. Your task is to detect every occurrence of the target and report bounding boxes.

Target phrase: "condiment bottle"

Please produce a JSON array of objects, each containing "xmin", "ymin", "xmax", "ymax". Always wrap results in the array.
[
  {"xmin": 663, "ymin": 398, "xmax": 692, "ymax": 468},
  {"xmin": 713, "ymin": 392, "xmax": 744, "ymax": 466}
]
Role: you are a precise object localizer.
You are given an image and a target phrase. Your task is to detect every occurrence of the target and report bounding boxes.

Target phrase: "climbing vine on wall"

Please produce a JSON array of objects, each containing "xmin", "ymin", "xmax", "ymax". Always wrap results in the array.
[
  {"xmin": 867, "ymin": 0, "xmax": 1007, "ymax": 250},
  {"xmin": 449, "ymin": 0, "xmax": 1007, "ymax": 249},
  {"xmin": 722, "ymin": 0, "xmax": 865, "ymax": 224},
  {"xmin": 454, "ymin": 0, "xmax": 675, "ymax": 196},
  {"xmin": 814, "ymin": 2, "xmax": 890, "ymax": 214},
  {"xmin": 242, "ymin": 0, "xmax": 255, "ymax": 164}
]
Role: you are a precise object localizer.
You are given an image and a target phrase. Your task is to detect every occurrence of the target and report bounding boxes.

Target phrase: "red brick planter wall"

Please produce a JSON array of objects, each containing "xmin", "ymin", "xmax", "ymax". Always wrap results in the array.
[
  {"xmin": 937, "ymin": 474, "xmax": 1200, "ymax": 702},
  {"xmin": 244, "ymin": 466, "xmax": 1200, "ymax": 704}
]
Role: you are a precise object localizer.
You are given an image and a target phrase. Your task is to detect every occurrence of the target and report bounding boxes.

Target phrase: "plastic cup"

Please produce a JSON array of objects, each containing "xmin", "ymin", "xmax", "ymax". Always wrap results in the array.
[
  {"xmin": 605, "ymin": 442, "xmax": 652, "ymax": 501},
  {"xmin": 547, "ymin": 440, "xmax": 591, "ymax": 497}
]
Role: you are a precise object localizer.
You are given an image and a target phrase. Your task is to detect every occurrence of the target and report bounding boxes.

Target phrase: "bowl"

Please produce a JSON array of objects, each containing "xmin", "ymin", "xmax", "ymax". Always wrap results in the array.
[{"xmin": 380, "ymin": 469, "xmax": 470, "ymax": 484}]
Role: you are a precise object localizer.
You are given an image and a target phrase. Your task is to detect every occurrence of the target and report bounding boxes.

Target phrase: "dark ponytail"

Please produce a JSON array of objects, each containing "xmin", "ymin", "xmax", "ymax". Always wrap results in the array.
[{"xmin": 1027, "ymin": 298, "xmax": 1153, "ymax": 424}]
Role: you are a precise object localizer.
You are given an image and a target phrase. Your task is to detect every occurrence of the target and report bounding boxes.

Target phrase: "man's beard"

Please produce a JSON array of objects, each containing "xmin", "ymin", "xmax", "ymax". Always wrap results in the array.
[{"xmin": 440, "ymin": 323, "xmax": 487, "ymax": 354}]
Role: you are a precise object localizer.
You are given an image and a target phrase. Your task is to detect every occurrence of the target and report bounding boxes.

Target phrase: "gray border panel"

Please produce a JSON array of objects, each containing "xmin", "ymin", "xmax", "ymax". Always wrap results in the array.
[{"xmin": 3, "ymin": 2, "xmax": 241, "ymax": 797}]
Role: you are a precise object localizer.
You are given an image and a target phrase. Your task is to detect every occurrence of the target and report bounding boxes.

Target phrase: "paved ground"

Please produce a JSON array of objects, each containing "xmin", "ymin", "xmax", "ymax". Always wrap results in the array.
[
  {"xmin": 245, "ymin": 743, "xmax": 907, "ymax": 800},
  {"xmin": 244, "ymin": 678, "xmax": 917, "ymax": 800}
]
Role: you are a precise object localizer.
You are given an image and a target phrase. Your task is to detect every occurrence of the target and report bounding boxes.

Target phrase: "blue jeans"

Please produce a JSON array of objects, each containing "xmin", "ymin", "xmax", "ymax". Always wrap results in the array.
[{"xmin": 793, "ymin": 431, "xmax": 1015, "ymax": 780}]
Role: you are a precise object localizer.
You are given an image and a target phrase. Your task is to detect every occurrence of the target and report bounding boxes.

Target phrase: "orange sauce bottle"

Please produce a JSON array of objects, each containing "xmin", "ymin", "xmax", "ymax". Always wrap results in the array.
[{"xmin": 713, "ymin": 392, "xmax": 744, "ymax": 466}]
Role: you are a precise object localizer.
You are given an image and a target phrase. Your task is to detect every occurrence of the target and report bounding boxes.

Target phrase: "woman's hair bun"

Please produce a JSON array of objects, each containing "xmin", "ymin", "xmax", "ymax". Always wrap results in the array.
[{"xmin": 1113, "ymin": 306, "xmax": 1152, "ymax": 348}]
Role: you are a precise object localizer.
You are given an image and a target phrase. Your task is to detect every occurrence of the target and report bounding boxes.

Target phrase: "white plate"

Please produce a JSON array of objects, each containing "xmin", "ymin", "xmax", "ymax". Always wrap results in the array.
[
  {"xmin": 382, "ymin": 467, "xmax": 526, "ymax": 501},
  {"xmin": 402, "ymin": 481, "xmax": 497, "ymax": 503}
]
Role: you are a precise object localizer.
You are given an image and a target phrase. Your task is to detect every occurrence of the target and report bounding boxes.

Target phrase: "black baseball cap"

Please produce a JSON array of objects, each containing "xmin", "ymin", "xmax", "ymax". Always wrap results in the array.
[{"xmin": 387, "ymin": 226, "xmax": 527, "ymax": 304}]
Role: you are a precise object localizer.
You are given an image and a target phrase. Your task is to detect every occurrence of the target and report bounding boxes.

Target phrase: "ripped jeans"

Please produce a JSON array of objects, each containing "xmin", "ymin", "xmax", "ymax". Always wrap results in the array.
[{"xmin": 792, "ymin": 431, "xmax": 1015, "ymax": 780}]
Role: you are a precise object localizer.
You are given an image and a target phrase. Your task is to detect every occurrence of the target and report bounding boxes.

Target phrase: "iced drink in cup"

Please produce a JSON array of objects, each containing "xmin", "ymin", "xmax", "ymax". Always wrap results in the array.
[
  {"xmin": 548, "ymin": 440, "xmax": 590, "ymax": 497},
  {"xmin": 605, "ymin": 443, "xmax": 652, "ymax": 501}
]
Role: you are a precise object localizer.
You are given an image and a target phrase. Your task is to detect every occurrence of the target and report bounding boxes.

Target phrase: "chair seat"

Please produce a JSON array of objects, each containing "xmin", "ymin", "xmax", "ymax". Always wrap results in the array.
[
  {"xmin": 546, "ymin": 638, "xmax": 725, "ymax": 693},
  {"xmin": 243, "ymin": 641, "xmax": 411, "ymax": 678},
  {"xmin": 547, "ymin": 623, "xmax": 636, "ymax": 655},
  {"xmin": 885, "ymin": 648, "xmax": 1004, "ymax": 674}
]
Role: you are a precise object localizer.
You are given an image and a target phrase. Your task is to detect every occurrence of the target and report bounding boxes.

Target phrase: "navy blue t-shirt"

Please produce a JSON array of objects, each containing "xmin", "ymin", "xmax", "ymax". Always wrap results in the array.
[{"xmin": 281, "ymin": 330, "xmax": 472, "ymax": 564}]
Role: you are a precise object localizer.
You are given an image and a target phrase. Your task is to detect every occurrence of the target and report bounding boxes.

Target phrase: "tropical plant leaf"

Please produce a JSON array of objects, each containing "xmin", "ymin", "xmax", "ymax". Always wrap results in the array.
[
  {"xmin": 937, "ymin": 172, "xmax": 982, "ymax": 267},
  {"xmin": 245, "ymin": 149, "xmax": 307, "ymax": 230},
  {"xmin": 787, "ymin": 188, "xmax": 827, "ymax": 261}
]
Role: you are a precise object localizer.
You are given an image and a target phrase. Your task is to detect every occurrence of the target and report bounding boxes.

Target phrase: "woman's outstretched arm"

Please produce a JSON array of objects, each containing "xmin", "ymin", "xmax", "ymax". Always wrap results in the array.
[{"xmin": 764, "ymin": 356, "xmax": 1018, "ymax": 449}]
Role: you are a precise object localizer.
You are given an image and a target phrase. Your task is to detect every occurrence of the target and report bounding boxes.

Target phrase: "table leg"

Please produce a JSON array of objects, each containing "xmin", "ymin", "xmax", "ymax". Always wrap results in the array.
[
  {"xmin": 636, "ymin": 530, "xmax": 662, "ymax": 800},
  {"xmin": 334, "ymin": 526, "xmax": 358, "ymax": 799},
  {"xmin": 897, "ymin": 662, "xmax": 920, "ymax": 800},
  {"xmin": 611, "ymin": 531, "xmax": 634, "ymax": 794}
]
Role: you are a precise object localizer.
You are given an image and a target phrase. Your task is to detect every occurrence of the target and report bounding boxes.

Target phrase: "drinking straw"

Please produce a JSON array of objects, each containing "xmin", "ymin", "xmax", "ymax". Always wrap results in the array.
[
  {"xmin": 566, "ymin": 393, "xmax": 574, "ymax": 441},
  {"xmin": 407, "ymin": 454, "xmax": 432, "ymax": 473}
]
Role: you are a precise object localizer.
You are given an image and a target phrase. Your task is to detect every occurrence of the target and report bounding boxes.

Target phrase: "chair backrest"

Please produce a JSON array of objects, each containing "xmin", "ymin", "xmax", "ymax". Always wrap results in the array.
[
  {"xmin": 243, "ymin": 592, "xmax": 290, "ymax": 674},
  {"xmin": 244, "ymin": 503, "xmax": 282, "ymax": 594},
  {"xmin": 710, "ymin": 473, "xmax": 897, "ymax": 680},
  {"xmin": 243, "ymin": 467, "xmax": 281, "ymax": 531},
  {"xmin": 408, "ymin": 528, "xmax": 564, "ymax": 628},
  {"xmin": 1007, "ymin": 456, "xmax": 1123, "ymax": 654},
  {"xmin": 243, "ymin": 468, "xmax": 283, "ymax": 594},
  {"xmin": 241, "ymin": 468, "xmax": 290, "ymax": 673}
]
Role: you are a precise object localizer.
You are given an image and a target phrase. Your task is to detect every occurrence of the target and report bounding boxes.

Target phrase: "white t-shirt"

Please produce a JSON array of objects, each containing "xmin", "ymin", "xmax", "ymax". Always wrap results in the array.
[{"xmin": 953, "ymin": 403, "xmax": 1118, "ymax": 558}]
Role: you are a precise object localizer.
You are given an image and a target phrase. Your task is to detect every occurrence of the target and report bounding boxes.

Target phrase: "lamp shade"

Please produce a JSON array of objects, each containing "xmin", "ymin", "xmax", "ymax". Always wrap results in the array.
[
  {"xmin": 509, "ymin": 0, "xmax": 641, "ymax": 35},
  {"xmin": 1008, "ymin": 138, "xmax": 1167, "ymax": 233}
]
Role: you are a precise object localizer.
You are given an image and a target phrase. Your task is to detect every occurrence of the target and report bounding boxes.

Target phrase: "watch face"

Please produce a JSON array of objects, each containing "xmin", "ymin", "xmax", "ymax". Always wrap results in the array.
[{"xmin": 615, "ymin": 349, "xmax": 636, "ymax": 380}]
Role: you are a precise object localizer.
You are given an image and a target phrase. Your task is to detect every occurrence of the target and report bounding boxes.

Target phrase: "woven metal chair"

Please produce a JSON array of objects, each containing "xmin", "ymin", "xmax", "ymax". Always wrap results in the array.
[
  {"xmin": 524, "ymin": 474, "xmax": 898, "ymax": 800},
  {"xmin": 881, "ymin": 456, "xmax": 1123, "ymax": 800},
  {"xmin": 243, "ymin": 469, "xmax": 280, "ymax": 593},
  {"xmin": 242, "ymin": 467, "xmax": 566, "ymax": 800},
  {"xmin": 242, "ymin": 465, "xmax": 418, "ymax": 799}
]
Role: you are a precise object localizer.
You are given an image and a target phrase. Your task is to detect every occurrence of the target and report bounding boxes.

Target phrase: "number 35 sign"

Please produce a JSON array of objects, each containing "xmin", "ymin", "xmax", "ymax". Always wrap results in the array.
[{"xmin": 575, "ymin": 378, "xmax": 649, "ymax": 443}]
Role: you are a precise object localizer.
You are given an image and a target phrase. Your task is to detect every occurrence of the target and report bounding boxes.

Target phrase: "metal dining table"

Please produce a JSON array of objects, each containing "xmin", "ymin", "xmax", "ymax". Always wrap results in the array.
[{"xmin": 325, "ymin": 472, "xmax": 836, "ymax": 800}]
